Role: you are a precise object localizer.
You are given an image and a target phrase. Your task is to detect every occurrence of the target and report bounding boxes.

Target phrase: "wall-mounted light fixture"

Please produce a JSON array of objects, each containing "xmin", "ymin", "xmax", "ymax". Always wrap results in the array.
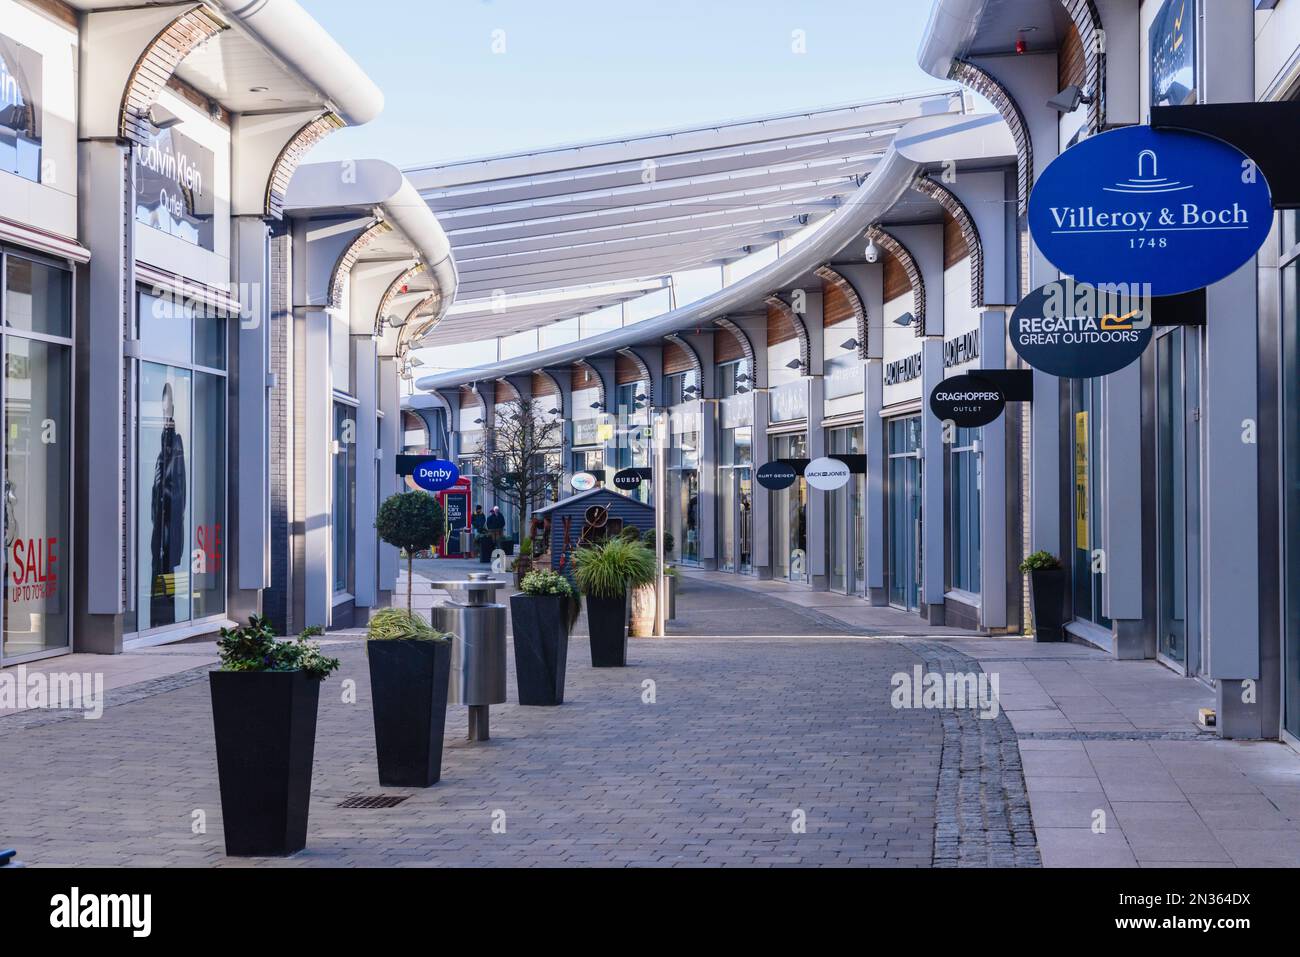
[
  {"xmin": 893, "ymin": 312, "xmax": 916, "ymax": 327},
  {"xmin": 1047, "ymin": 84, "xmax": 1094, "ymax": 114},
  {"xmin": 841, "ymin": 338, "xmax": 860, "ymax": 351}
]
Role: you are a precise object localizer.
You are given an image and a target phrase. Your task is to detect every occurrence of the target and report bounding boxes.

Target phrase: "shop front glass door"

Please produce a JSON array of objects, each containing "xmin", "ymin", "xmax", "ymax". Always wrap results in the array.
[
  {"xmin": 828, "ymin": 426, "xmax": 863, "ymax": 594},
  {"xmin": 131, "ymin": 289, "xmax": 227, "ymax": 636},
  {"xmin": 2, "ymin": 254, "xmax": 74, "ymax": 661},
  {"xmin": 1280, "ymin": 245, "xmax": 1300, "ymax": 741},
  {"xmin": 888, "ymin": 417, "xmax": 921, "ymax": 610},
  {"xmin": 1156, "ymin": 330, "xmax": 1200, "ymax": 671},
  {"xmin": 771, "ymin": 433, "xmax": 808, "ymax": 582}
]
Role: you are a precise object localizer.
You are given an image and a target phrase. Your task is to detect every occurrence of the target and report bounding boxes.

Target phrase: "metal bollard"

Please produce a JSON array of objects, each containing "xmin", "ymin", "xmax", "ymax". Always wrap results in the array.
[{"xmin": 429, "ymin": 574, "xmax": 507, "ymax": 742}]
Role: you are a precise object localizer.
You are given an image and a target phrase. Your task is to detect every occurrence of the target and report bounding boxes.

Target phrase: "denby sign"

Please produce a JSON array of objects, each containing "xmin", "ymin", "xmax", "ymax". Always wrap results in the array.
[
  {"xmin": 411, "ymin": 459, "xmax": 460, "ymax": 492},
  {"xmin": 1028, "ymin": 125, "xmax": 1271, "ymax": 297}
]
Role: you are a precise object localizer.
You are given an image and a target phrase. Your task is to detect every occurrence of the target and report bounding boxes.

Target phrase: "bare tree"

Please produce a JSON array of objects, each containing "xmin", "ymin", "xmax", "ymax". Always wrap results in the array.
[{"xmin": 473, "ymin": 399, "xmax": 562, "ymax": 542}]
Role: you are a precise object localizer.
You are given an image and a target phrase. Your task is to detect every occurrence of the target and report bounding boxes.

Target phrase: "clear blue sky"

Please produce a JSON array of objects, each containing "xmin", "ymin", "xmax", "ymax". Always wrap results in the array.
[{"xmin": 301, "ymin": 0, "xmax": 943, "ymax": 168}]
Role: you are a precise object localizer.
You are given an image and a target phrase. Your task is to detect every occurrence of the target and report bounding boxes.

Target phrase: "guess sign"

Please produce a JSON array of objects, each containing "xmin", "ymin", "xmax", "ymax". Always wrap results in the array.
[{"xmin": 10, "ymin": 536, "xmax": 58, "ymax": 601}]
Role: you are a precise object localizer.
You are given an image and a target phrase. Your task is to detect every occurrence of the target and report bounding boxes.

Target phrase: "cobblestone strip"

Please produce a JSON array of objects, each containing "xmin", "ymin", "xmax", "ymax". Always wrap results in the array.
[
  {"xmin": 0, "ymin": 664, "xmax": 216, "ymax": 735},
  {"xmin": 901, "ymin": 640, "xmax": 1040, "ymax": 868}
]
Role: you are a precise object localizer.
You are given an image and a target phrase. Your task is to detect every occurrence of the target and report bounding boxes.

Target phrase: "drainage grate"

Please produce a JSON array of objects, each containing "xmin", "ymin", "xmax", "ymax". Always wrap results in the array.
[{"xmin": 337, "ymin": 794, "xmax": 411, "ymax": 809}]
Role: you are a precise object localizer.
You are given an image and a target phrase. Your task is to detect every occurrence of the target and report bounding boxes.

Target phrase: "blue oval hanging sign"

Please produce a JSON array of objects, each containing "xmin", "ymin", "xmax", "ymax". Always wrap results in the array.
[
  {"xmin": 411, "ymin": 458, "xmax": 460, "ymax": 492},
  {"xmin": 1028, "ymin": 125, "xmax": 1272, "ymax": 297}
]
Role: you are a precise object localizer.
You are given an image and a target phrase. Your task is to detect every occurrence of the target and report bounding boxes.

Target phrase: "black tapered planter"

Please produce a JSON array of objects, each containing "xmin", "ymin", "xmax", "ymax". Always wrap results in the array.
[
  {"xmin": 210, "ymin": 670, "xmax": 320, "ymax": 857},
  {"xmin": 510, "ymin": 594, "xmax": 570, "ymax": 705},
  {"xmin": 368, "ymin": 638, "xmax": 451, "ymax": 786},
  {"xmin": 586, "ymin": 593, "xmax": 628, "ymax": 667},
  {"xmin": 478, "ymin": 537, "xmax": 494, "ymax": 563},
  {"xmin": 1029, "ymin": 568, "xmax": 1067, "ymax": 642}
]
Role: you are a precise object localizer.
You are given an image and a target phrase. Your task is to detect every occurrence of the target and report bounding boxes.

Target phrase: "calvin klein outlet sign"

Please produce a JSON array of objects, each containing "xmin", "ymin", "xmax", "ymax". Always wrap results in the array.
[
  {"xmin": 929, "ymin": 374, "xmax": 1005, "ymax": 428},
  {"xmin": 1028, "ymin": 125, "xmax": 1271, "ymax": 297},
  {"xmin": 1010, "ymin": 280, "xmax": 1153, "ymax": 379}
]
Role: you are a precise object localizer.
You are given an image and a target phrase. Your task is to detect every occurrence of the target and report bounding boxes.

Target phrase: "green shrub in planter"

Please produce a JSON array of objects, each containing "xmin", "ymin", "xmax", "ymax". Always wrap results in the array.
[
  {"xmin": 366, "ymin": 608, "xmax": 452, "ymax": 787},
  {"xmin": 1019, "ymin": 551, "xmax": 1066, "ymax": 642},
  {"xmin": 376, "ymin": 492, "xmax": 445, "ymax": 612},
  {"xmin": 367, "ymin": 607, "xmax": 447, "ymax": 642},
  {"xmin": 210, "ymin": 617, "xmax": 340, "ymax": 856},
  {"xmin": 512, "ymin": 569, "xmax": 582, "ymax": 705},
  {"xmin": 1019, "ymin": 550, "xmax": 1062, "ymax": 573},
  {"xmin": 642, "ymin": 529, "xmax": 674, "ymax": 557},
  {"xmin": 574, "ymin": 539, "xmax": 655, "ymax": 667}
]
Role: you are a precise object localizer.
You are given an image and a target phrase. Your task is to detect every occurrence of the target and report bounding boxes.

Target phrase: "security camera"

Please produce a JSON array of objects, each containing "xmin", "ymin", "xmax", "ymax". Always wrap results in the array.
[{"xmin": 864, "ymin": 238, "xmax": 880, "ymax": 263}]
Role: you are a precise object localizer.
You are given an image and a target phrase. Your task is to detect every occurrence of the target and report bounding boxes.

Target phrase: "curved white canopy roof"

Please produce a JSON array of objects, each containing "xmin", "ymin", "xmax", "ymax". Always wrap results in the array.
[{"xmin": 406, "ymin": 90, "xmax": 966, "ymax": 348}]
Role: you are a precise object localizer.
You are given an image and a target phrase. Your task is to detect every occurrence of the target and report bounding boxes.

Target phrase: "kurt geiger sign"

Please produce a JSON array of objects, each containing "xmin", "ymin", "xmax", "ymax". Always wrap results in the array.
[
  {"xmin": 1029, "ymin": 125, "xmax": 1271, "ymax": 297},
  {"xmin": 134, "ymin": 119, "xmax": 215, "ymax": 251}
]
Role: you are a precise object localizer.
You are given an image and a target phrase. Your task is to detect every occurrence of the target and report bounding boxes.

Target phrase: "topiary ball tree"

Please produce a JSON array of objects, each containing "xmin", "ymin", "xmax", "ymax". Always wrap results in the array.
[{"xmin": 376, "ymin": 491, "xmax": 445, "ymax": 612}]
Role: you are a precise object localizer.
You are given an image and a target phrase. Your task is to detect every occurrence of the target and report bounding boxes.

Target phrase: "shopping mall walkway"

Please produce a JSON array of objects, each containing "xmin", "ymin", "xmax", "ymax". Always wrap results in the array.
[{"xmin": 0, "ymin": 570, "xmax": 1295, "ymax": 866}]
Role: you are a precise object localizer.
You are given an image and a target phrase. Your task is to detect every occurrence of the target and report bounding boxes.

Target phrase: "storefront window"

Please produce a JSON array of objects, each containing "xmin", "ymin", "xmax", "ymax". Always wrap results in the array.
[
  {"xmin": 718, "ymin": 426, "xmax": 752, "ymax": 572},
  {"xmin": 770, "ymin": 433, "xmax": 808, "ymax": 582},
  {"xmin": 1281, "ymin": 230, "xmax": 1300, "ymax": 741},
  {"xmin": 334, "ymin": 402, "xmax": 357, "ymax": 594},
  {"xmin": 887, "ymin": 416, "xmax": 922, "ymax": 610},
  {"xmin": 132, "ymin": 288, "xmax": 229, "ymax": 634},
  {"xmin": 670, "ymin": 429, "xmax": 700, "ymax": 565},
  {"xmin": 950, "ymin": 426, "xmax": 981, "ymax": 594},
  {"xmin": 1070, "ymin": 378, "xmax": 1112, "ymax": 629},
  {"xmin": 3, "ymin": 255, "xmax": 72, "ymax": 659},
  {"xmin": 663, "ymin": 370, "xmax": 700, "ymax": 407},
  {"xmin": 828, "ymin": 426, "xmax": 864, "ymax": 594},
  {"xmin": 718, "ymin": 359, "xmax": 752, "ymax": 398}
]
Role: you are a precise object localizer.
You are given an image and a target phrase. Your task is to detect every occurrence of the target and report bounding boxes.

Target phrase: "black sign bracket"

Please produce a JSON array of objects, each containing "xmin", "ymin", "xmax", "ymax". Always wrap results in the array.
[{"xmin": 1151, "ymin": 102, "xmax": 1300, "ymax": 210}]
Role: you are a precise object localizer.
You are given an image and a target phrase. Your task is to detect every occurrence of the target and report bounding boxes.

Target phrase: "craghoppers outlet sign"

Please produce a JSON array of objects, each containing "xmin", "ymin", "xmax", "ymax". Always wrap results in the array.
[{"xmin": 1029, "ymin": 125, "xmax": 1271, "ymax": 297}]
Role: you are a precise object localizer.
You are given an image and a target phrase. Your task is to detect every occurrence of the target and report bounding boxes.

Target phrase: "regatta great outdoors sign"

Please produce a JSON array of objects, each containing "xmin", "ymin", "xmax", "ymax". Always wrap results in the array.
[
  {"xmin": 1028, "ymin": 125, "xmax": 1271, "ymax": 297},
  {"xmin": 1010, "ymin": 280, "xmax": 1154, "ymax": 379}
]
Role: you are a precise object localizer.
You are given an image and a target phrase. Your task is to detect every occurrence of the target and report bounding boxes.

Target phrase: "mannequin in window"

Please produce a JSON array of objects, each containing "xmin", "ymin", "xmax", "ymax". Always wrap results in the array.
[{"xmin": 150, "ymin": 382, "xmax": 187, "ymax": 626}]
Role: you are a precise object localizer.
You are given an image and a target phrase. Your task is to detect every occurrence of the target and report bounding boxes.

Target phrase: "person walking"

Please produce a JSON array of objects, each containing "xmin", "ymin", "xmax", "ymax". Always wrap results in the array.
[{"xmin": 485, "ymin": 505, "xmax": 506, "ymax": 543}]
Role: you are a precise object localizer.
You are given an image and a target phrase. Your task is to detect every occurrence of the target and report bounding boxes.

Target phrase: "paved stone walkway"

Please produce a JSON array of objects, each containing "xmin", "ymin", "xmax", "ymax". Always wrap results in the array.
[{"xmin": 0, "ymin": 575, "xmax": 1035, "ymax": 867}]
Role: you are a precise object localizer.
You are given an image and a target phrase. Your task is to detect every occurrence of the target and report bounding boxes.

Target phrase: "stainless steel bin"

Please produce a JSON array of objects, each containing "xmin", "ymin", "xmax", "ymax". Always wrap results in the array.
[{"xmin": 429, "ymin": 575, "xmax": 507, "ymax": 740}]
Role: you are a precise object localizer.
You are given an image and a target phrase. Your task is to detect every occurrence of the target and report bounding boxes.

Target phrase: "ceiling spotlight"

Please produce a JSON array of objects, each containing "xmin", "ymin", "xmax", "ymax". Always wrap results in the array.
[
  {"xmin": 841, "ymin": 338, "xmax": 860, "ymax": 351},
  {"xmin": 893, "ymin": 312, "xmax": 916, "ymax": 327},
  {"xmin": 786, "ymin": 358, "xmax": 804, "ymax": 371},
  {"xmin": 1047, "ymin": 84, "xmax": 1094, "ymax": 114}
]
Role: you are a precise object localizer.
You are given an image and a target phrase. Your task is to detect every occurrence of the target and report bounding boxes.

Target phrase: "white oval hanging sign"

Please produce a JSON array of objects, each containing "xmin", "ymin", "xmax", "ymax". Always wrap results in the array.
[{"xmin": 804, "ymin": 457, "xmax": 851, "ymax": 492}]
